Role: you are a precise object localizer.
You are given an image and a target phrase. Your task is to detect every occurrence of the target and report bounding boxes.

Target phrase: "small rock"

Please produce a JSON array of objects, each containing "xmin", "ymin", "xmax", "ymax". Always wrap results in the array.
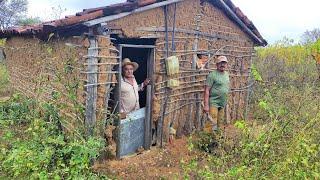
[{"xmin": 136, "ymin": 146, "xmax": 145, "ymax": 154}]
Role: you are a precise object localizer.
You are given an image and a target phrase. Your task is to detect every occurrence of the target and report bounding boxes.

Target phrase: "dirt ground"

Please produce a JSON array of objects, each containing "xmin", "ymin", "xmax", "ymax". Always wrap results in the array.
[
  {"xmin": 94, "ymin": 137, "xmax": 192, "ymax": 179},
  {"xmin": 93, "ymin": 124, "xmax": 239, "ymax": 179},
  {"xmin": 0, "ymin": 90, "xmax": 241, "ymax": 179}
]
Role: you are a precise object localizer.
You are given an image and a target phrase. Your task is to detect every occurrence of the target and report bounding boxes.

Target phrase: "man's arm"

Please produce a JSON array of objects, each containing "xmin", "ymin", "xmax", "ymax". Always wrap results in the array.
[
  {"xmin": 203, "ymin": 85, "xmax": 210, "ymax": 113},
  {"xmin": 138, "ymin": 78, "xmax": 150, "ymax": 91}
]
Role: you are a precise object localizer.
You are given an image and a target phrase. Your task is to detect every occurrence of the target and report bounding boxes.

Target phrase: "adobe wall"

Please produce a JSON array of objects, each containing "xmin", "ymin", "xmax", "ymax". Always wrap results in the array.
[
  {"xmin": 4, "ymin": 36, "xmax": 88, "ymax": 134},
  {"xmin": 105, "ymin": 0, "xmax": 255, "ymax": 141},
  {"xmin": 4, "ymin": 0, "xmax": 257, "ymax": 143}
]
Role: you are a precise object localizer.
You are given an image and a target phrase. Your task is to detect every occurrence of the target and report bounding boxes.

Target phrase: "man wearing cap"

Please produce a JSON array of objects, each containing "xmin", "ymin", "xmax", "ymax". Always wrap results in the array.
[
  {"xmin": 203, "ymin": 55, "xmax": 230, "ymax": 131},
  {"xmin": 120, "ymin": 58, "xmax": 149, "ymax": 115}
]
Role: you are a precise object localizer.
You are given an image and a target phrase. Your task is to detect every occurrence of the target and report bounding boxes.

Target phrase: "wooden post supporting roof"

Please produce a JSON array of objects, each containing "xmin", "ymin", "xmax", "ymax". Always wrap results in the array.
[
  {"xmin": 157, "ymin": 4, "xmax": 170, "ymax": 147},
  {"xmin": 144, "ymin": 85, "xmax": 152, "ymax": 149},
  {"xmin": 116, "ymin": 45, "xmax": 122, "ymax": 159},
  {"xmin": 244, "ymin": 43, "xmax": 254, "ymax": 120},
  {"xmin": 85, "ymin": 30, "xmax": 98, "ymax": 136},
  {"xmin": 191, "ymin": 8, "xmax": 201, "ymax": 132}
]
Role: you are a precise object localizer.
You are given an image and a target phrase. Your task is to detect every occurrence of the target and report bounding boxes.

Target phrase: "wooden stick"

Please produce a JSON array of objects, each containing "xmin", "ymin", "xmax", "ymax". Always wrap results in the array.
[
  {"xmin": 157, "ymin": 40, "xmax": 187, "ymax": 45},
  {"xmin": 244, "ymin": 44, "xmax": 255, "ymax": 120},
  {"xmin": 155, "ymin": 79, "xmax": 206, "ymax": 88},
  {"xmin": 83, "ymin": 55, "xmax": 120, "ymax": 59},
  {"xmin": 85, "ymin": 30, "xmax": 98, "ymax": 136},
  {"xmin": 84, "ymin": 82, "xmax": 117, "ymax": 87},
  {"xmin": 81, "ymin": 71, "xmax": 118, "ymax": 74},
  {"xmin": 157, "ymin": 52, "xmax": 254, "ymax": 62},
  {"xmin": 137, "ymin": 27, "xmax": 246, "ymax": 42},
  {"xmin": 157, "ymin": 5, "xmax": 170, "ymax": 148},
  {"xmin": 158, "ymin": 89, "xmax": 204, "ymax": 100},
  {"xmin": 166, "ymin": 98, "xmax": 202, "ymax": 104},
  {"xmin": 155, "ymin": 83, "xmax": 205, "ymax": 94},
  {"xmin": 83, "ymin": 62, "xmax": 119, "ymax": 65},
  {"xmin": 144, "ymin": 85, "xmax": 152, "ymax": 150},
  {"xmin": 157, "ymin": 48, "xmax": 252, "ymax": 54}
]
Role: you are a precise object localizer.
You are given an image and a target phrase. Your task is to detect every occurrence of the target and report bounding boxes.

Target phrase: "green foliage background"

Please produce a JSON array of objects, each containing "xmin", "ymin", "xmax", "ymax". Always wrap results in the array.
[
  {"xmin": 0, "ymin": 64, "xmax": 9, "ymax": 96},
  {"xmin": 1, "ymin": 36, "xmax": 319, "ymax": 179},
  {"xmin": 0, "ymin": 39, "xmax": 107, "ymax": 179},
  {"xmin": 0, "ymin": 95, "xmax": 106, "ymax": 179},
  {"xmin": 183, "ymin": 38, "xmax": 320, "ymax": 179}
]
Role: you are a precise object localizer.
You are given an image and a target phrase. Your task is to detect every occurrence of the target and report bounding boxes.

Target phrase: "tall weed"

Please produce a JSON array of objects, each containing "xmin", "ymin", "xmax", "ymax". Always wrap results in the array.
[
  {"xmin": 184, "ymin": 43, "xmax": 320, "ymax": 179},
  {"xmin": 0, "ymin": 95, "xmax": 107, "ymax": 179},
  {"xmin": 0, "ymin": 63, "xmax": 10, "ymax": 96}
]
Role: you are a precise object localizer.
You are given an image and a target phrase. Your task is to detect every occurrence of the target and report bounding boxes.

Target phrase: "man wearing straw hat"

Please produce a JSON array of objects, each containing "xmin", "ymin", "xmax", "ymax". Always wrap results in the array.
[
  {"xmin": 120, "ymin": 58, "xmax": 149, "ymax": 115},
  {"xmin": 203, "ymin": 55, "xmax": 230, "ymax": 131}
]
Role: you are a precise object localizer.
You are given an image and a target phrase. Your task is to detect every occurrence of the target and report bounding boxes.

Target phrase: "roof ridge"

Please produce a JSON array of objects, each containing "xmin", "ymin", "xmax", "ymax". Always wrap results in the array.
[{"xmin": 0, "ymin": 0, "xmax": 266, "ymax": 45}]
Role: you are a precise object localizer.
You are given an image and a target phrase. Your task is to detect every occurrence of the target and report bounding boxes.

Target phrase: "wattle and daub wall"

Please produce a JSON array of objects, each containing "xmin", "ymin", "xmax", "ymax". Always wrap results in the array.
[
  {"xmin": 5, "ymin": 0, "xmax": 255, "ymax": 142},
  {"xmin": 4, "ymin": 37, "xmax": 90, "ymax": 135}
]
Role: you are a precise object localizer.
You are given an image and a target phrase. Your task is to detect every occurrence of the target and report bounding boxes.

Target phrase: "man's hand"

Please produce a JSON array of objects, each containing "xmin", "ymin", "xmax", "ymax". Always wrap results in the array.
[
  {"xmin": 139, "ymin": 79, "xmax": 150, "ymax": 91},
  {"xmin": 143, "ymin": 78, "xmax": 150, "ymax": 86},
  {"xmin": 203, "ymin": 104, "xmax": 209, "ymax": 113}
]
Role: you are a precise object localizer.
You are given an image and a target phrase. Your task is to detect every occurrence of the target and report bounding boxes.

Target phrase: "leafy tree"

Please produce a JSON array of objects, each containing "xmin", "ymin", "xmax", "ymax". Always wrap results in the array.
[
  {"xmin": 0, "ymin": 0, "xmax": 28, "ymax": 29},
  {"xmin": 274, "ymin": 36, "xmax": 296, "ymax": 47},
  {"xmin": 50, "ymin": 5, "xmax": 66, "ymax": 20},
  {"xmin": 300, "ymin": 28, "xmax": 320, "ymax": 45},
  {"xmin": 309, "ymin": 39, "xmax": 320, "ymax": 80},
  {"xmin": 258, "ymin": 37, "xmax": 309, "ymax": 65},
  {"xmin": 18, "ymin": 17, "xmax": 41, "ymax": 26}
]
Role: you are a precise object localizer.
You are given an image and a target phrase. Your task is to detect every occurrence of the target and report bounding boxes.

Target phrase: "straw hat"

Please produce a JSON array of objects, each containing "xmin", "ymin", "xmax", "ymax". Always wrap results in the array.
[
  {"xmin": 216, "ymin": 56, "xmax": 228, "ymax": 64},
  {"xmin": 122, "ymin": 58, "xmax": 139, "ymax": 71}
]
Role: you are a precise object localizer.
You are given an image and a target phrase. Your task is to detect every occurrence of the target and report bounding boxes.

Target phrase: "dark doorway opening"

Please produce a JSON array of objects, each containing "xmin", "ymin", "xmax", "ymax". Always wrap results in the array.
[
  {"xmin": 121, "ymin": 47, "xmax": 150, "ymax": 107},
  {"xmin": 111, "ymin": 37, "xmax": 156, "ymax": 109}
]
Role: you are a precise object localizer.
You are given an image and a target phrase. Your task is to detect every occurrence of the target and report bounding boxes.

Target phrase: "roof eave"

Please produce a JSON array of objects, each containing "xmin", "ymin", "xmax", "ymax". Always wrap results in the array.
[
  {"xmin": 83, "ymin": 0, "xmax": 184, "ymax": 27},
  {"xmin": 211, "ymin": 0, "xmax": 267, "ymax": 46},
  {"xmin": 0, "ymin": 0, "xmax": 267, "ymax": 46}
]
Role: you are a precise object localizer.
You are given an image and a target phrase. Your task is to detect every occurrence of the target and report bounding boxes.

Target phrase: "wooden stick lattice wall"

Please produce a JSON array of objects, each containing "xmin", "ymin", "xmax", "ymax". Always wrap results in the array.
[
  {"xmin": 128, "ymin": 1, "xmax": 255, "ymax": 141},
  {"xmin": 3, "ymin": 0, "xmax": 257, "ymax": 146}
]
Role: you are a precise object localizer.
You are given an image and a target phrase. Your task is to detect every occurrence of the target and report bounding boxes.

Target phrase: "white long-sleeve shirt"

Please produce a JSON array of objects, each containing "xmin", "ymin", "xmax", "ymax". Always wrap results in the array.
[{"xmin": 120, "ymin": 77, "xmax": 144, "ymax": 114}]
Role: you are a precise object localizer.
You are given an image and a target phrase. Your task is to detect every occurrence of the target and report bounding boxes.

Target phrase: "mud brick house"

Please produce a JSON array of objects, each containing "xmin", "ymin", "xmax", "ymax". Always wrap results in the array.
[{"xmin": 0, "ymin": 0, "xmax": 266, "ymax": 157}]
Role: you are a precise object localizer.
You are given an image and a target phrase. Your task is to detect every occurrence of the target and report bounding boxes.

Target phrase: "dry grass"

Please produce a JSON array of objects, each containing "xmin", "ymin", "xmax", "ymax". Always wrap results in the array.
[{"xmin": 0, "ymin": 63, "xmax": 11, "ymax": 97}]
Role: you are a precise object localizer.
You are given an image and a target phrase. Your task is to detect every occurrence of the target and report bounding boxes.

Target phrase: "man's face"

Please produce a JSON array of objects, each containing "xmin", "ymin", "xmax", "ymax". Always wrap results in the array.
[
  {"xmin": 123, "ymin": 64, "xmax": 134, "ymax": 78},
  {"xmin": 217, "ymin": 61, "xmax": 228, "ymax": 72}
]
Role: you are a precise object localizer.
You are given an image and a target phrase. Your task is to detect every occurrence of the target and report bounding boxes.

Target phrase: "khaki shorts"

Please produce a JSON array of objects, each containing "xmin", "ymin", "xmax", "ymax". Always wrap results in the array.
[{"xmin": 204, "ymin": 106, "xmax": 225, "ymax": 132}]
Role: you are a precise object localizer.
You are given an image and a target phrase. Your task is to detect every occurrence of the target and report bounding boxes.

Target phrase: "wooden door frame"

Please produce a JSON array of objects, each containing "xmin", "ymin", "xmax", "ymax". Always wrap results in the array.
[{"xmin": 116, "ymin": 44, "xmax": 155, "ymax": 158}]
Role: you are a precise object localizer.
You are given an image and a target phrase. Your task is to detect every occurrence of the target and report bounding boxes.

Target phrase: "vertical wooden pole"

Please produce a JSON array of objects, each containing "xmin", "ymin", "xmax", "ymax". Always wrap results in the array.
[
  {"xmin": 144, "ymin": 85, "xmax": 152, "ymax": 149},
  {"xmin": 103, "ymin": 35, "xmax": 113, "ymax": 120},
  {"xmin": 116, "ymin": 45, "xmax": 122, "ymax": 159},
  {"xmin": 157, "ymin": 5, "xmax": 169, "ymax": 147},
  {"xmin": 236, "ymin": 58, "xmax": 242, "ymax": 120},
  {"xmin": 171, "ymin": 3, "xmax": 177, "ymax": 52},
  {"xmin": 164, "ymin": 5, "xmax": 169, "ymax": 58},
  {"xmin": 240, "ymin": 57, "xmax": 245, "ymax": 120},
  {"xmin": 144, "ymin": 48, "xmax": 155, "ymax": 150},
  {"xmin": 85, "ymin": 30, "xmax": 98, "ymax": 136},
  {"xmin": 244, "ymin": 45, "xmax": 254, "ymax": 120},
  {"xmin": 168, "ymin": 2, "xmax": 177, "ymax": 137},
  {"xmin": 191, "ymin": 9, "xmax": 201, "ymax": 132},
  {"xmin": 186, "ymin": 103, "xmax": 194, "ymax": 134},
  {"xmin": 176, "ymin": 42, "xmax": 189, "ymax": 137}
]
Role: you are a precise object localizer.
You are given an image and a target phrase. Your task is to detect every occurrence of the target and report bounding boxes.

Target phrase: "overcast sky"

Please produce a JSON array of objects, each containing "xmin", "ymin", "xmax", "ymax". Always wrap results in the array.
[{"xmin": 27, "ymin": 0, "xmax": 320, "ymax": 44}]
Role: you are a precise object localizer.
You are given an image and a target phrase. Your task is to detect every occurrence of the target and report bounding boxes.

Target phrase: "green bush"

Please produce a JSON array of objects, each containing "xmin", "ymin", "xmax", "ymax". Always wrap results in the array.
[
  {"xmin": 0, "ymin": 63, "xmax": 9, "ymax": 96},
  {"xmin": 0, "ymin": 95, "xmax": 106, "ymax": 179},
  {"xmin": 183, "ymin": 42, "xmax": 320, "ymax": 179},
  {"xmin": 0, "ymin": 94, "xmax": 36, "ymax": 124}
]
